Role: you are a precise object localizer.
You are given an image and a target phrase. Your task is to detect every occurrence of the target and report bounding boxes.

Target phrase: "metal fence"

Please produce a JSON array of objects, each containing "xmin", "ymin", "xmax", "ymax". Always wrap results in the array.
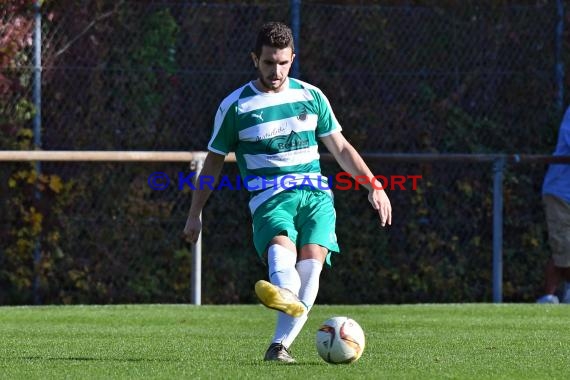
[{"xmin": 1, "ymin": 1, "xmax": 568, "ymax": 304}]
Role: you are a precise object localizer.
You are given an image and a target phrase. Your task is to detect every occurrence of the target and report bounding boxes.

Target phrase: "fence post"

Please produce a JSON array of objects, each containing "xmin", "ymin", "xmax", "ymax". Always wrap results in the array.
[
  {"xmin": 32, "ymin": 0, "xmax": 42, "ymax": 305},
  {"xmin": 492, "ymin": 157, "xmax": 505, "ymax": 303},
  {"xmin": 190, "ymin": 157, "xmax": 205, "ymax": 305},
  {"xmin": 290, "ymin": 0, "xmax": 301, "ymax": 78}
]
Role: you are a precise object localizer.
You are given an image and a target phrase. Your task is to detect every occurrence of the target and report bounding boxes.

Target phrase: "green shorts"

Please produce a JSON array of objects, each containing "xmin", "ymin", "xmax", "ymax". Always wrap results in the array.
[
  {"xmin": 252, "ymin": 187, "xmax": 340, "ymax": 261},
  {"xmin": 544, "ymin": 194, "xmax": 570, "ymax": 267}
]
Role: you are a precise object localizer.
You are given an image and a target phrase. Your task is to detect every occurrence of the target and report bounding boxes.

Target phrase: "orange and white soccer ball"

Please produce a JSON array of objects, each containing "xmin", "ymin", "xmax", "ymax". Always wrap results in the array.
[{"xmin": 316, "ymin": 316, "xmax": 366, "ymax": 364}]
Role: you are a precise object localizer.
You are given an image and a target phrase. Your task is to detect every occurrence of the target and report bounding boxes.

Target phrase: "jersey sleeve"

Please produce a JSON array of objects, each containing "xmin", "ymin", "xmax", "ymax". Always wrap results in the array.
[
  {"xmin": 314, "ymin": 89, "xmax": 342, "ymax": 137},
  {"xmin": 207, "ymin": 103, "xmax": 238, "ymax": 155}
]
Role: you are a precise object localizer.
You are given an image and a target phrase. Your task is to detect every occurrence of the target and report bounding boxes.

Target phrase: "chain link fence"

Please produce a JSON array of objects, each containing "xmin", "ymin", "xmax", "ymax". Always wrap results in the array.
[{"xmin": 1, "ymin": 1, "xmax": 568, "ymax": 304}]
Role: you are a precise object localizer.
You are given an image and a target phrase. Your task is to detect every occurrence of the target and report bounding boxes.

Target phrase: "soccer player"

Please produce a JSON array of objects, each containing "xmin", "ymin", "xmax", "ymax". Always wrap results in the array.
[
  {"xmin": 537, "ymin": 106, "xmax": 570, "ymax": 304},
  {"xmin": 183, "ymin": 21, "xmax": 391, "ymax": 363}
]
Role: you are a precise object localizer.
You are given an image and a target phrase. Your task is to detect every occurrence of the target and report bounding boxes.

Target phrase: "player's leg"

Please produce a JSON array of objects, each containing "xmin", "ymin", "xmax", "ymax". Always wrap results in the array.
[
  {"xmin": 297, "ymin": 244, "xmax": 327, "ymax": 313},
  {"xmin": 277, "ymin": 189, "xmax": 339, "ymax": 348},
  {"xmin": 251, "ymin": 191, "xmax": 306, "ymax": 362},
  {"xmin": 276, "ymin": 244, "xmax": 327, "ymax": 349},
  {"xmin": 259, "ymin": 236, "xmax": 304, "ymax": 363},
  {"xmin": 255, "ymin": 235, "xmax": 305, "ymax": 318},
  {"xmin": 252, "ymin": 191, "xmax": 305, "ymax": 317}
]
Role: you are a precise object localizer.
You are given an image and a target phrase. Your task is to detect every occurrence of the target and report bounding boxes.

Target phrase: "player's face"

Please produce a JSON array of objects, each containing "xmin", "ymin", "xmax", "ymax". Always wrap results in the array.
[{"xmin": 251, "ymin": 46, "xmax": 295, "ymax": 93}]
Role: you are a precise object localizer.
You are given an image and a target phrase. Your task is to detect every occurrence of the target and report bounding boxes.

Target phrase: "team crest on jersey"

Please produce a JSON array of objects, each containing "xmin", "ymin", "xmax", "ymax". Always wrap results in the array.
[
  {"xmin": 297, "ymin": 105, "xmax": 308, "ymax": 121},
  {"xmin": 265, "ymin": 131, "xmax": 309, "ymax": 154}
]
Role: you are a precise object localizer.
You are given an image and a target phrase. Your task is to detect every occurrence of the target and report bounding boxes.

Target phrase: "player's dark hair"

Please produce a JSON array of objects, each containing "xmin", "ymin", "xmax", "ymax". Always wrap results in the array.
[{"xmin": 253, "ymin": 21, "xmax": 294, "ymax": 57}]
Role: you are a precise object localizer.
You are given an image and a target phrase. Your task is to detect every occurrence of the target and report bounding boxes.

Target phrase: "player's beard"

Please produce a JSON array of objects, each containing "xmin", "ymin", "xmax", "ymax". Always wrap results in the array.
[{"xmin": 257, "ymin": 70, "xmax": 287, "ymax": 92}]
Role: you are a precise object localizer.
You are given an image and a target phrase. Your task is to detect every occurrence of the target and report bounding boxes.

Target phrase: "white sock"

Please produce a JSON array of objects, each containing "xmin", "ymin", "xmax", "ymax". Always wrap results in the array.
[
  {"xmin": 267, "ymin": 244, "xmax": 300, "ymax": 296},
  {"xmin": 296, "ymin": 259, "xmax": 323, "ymax": 311},
  {"xmin": 273, "ymin": 258, "xmax": 323, "ymax": 348}
]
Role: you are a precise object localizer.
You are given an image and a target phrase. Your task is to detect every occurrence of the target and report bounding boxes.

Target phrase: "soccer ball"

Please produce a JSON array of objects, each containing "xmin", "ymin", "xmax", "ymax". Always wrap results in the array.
[{"xmin": 315, "ymin": 316, "xmax": 366, "ymax": 364}]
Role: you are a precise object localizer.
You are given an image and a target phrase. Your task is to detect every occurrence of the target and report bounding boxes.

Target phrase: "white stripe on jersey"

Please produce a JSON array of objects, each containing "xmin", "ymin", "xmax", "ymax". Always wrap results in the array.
[
  {"xmin": 243, "ymin": 145, "xmax": 320, "ymax": 170},
  {"xmin": 238, "ymin": 114, "xmax": 318, "ymax": 142},
  {"xmin": 238, "ymin": 87, "xmax": 314, "ymax": 114}
]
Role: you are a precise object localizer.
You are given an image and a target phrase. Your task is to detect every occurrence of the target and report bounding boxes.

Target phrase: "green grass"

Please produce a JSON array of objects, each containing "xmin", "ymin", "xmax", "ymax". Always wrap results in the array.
[{"xmin": 0, "ymin": 304, "xmax": 569, "ymax": 379}]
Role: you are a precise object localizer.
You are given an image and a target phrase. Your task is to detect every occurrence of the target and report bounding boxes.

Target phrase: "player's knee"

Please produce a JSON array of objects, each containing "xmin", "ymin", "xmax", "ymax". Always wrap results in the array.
[{"xmin": 299, "ymin": 244, "xmax": 327, "ymax": 262}]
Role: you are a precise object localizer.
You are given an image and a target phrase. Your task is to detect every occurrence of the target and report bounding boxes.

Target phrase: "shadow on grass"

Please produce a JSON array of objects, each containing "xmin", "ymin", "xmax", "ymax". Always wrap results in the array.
[
  {"xmin": 245, "ymin": 359, "xmax": 327, "ymax": 366},
  {"xmin": 16, "ymin": 356, "xmax": 177, "ymax": 362}
]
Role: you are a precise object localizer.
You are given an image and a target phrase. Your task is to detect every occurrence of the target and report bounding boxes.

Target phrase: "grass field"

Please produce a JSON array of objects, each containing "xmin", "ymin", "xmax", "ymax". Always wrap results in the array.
[{"xmin": 0, "ymin": 303, "xmax": 569, "ymax": 379}]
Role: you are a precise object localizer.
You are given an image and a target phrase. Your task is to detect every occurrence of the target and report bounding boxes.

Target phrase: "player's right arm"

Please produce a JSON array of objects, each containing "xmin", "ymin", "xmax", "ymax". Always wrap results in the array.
[
  {"xmin": 183, "ymin": 151, "xmax": 226, "ymax": 243},
  {"xmin": 184, "ymin": 87, "xmax": 240, "ymax": 243}
]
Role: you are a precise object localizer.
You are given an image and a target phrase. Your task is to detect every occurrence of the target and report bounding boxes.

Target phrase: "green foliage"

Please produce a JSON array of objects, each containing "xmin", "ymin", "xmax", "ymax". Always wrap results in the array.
[
  {"xmin": 1, "ymin": 161, "xmax": 75, "ymax": 304},
  {"xmin": 12, "ymin": 5, "xmax": 191, "ymax": 304},
  {"xmin": 43, "ymin": 163, "xmax": 193, "ymax": 304},
  {"xmin": 2, "ymin": 2, "xmax": 566, "ymax": 304},
  {"xmin": 0, "ymin": 1, "xmax": 76, "ymax": 304},
  {"xmin": 123, "ymin": 8, "xmax": 179, "ymax": 130}
]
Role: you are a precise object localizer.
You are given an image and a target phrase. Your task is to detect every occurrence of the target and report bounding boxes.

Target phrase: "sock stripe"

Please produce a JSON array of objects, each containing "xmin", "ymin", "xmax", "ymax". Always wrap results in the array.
[{"xmin": 269, "ymin": 270, "xmax": 284, "ymax": 278}]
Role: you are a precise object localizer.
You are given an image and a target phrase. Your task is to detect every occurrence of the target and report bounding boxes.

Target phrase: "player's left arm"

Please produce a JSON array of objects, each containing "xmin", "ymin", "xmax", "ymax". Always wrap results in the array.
[{"xmin": 320, "ymin": 131, "xmax": 392, "ymax": 227}]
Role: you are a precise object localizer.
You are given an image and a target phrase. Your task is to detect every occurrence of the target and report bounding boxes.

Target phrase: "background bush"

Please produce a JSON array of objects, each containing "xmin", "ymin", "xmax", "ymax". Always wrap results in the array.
[{"xmin": 1, "ymin": 0, "xmax": 568, "ymax": 304}]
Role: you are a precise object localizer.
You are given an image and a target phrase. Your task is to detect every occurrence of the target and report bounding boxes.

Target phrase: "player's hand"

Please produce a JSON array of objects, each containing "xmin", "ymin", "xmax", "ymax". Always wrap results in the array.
[
  {"xmin": 368, "ymin": 189, "xmax": 392, "ymax": 227},
  {"xmin": 183, "ymin": 215, "xmax": 202, "ymax": 243}
]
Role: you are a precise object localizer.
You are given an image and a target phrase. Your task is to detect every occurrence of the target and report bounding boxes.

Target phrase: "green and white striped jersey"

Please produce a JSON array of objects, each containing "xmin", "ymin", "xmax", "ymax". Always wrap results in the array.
[{"xmin": 208, "ymin": 77, "xmax": 342, "ymax": 214}]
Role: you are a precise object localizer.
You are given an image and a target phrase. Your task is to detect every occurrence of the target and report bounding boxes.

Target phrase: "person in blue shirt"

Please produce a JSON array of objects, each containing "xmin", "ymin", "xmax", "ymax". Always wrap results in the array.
[{"xmin": 537, "ymin": 106, "xmax": 570, "ymax": 304}]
